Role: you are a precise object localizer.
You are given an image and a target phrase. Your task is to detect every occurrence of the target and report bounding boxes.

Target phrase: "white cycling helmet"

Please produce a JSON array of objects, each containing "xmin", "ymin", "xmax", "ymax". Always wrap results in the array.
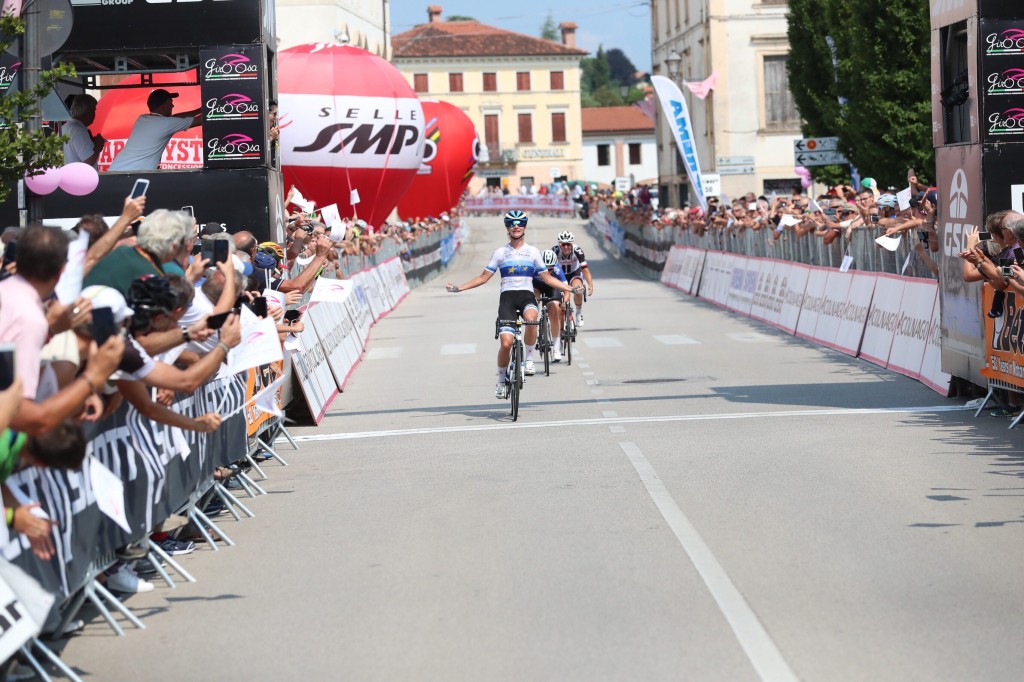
[
  {"xmin": 557, "ymin": 230, "xmax": 575, "ymax": 243},
  {"xmin": 543, "ymin": 249, "xmax": 558, "ymax": 266}
]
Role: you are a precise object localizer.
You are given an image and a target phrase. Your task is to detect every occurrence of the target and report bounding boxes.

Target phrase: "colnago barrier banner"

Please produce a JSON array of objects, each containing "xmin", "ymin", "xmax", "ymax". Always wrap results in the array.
[
  {"xmin": 464, "ymin": 195, "xmax": 574, "ymax": 213},
  {"xmin": 0, "ymin": 373, "xmax": 249, "ymax": 599},
  {"xmin": 661, "ymin": 246, "xmax": 951, "ymax": 395},
  {"xmin": 292, "ymin": 257, "xmax": 411, "ymax": 423}
]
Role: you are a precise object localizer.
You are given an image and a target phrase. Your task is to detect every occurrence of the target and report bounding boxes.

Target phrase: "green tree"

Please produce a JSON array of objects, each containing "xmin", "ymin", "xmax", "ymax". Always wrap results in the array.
[
  {"xmin": 539, "ymin": 12, "xmax": 558, "ymax": 41},
  {"xmin": 0, "ymin": 16, "xmax": 76, "ymax": 205},
  {"xmin": 447, "ymin": 15, "xmax": 476, "ymax": 21},
  {"xmin": 605, "ymin": 48, "xmax": 638, "ymax": 87},
  {"xmin": 786, "ymin": 0, "xmax": 932, "ymax": 188},
  {"xmin": 581, "ymin": 45, "xmax": 613, "ymax": 107}
]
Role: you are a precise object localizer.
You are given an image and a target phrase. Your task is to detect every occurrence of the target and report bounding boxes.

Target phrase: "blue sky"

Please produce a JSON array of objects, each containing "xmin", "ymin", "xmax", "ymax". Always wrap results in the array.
[{"xmin": 389, "ymin": 1, "xmax": 653, "ymax": 72}]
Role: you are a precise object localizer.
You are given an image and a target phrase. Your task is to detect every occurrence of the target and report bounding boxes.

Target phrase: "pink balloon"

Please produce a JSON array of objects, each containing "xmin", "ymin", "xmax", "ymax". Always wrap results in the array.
[
  {"xmin": 24, "ymin": 167, "xmax": 62, "ymax": 195},
  {"xmin": 794, "ymin": 166, "xmax": 811, "ymax": 177},
  {"xmin": 801, "ymin": 176, "xmax": 813, "ymax": 189},
  {"xmin": 58, "ymin": 162, "xmax": 100, "ymax": 196}
]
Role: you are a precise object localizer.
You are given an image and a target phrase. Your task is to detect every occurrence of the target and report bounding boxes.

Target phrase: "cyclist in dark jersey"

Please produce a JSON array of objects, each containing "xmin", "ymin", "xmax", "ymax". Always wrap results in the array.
[
  {"xmin": 532, "ymin": 250, "xmax": 567, "ymax": 362},
  {"xmin": 552, "ymin": 230, "xmax": 593, "ymax": 327}
]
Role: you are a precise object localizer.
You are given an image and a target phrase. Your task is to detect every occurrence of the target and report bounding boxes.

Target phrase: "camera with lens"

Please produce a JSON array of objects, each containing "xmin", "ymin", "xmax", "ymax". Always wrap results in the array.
[{"xmin": 999, "ymin": 258, "xmax": 1014, "ymax": 279}]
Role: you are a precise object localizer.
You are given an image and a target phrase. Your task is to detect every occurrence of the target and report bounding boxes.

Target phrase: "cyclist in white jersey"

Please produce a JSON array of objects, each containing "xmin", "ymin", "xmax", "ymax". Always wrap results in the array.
[{"xmin": 446, "ymin": 210, "xmax": 577, "ymax": 398}]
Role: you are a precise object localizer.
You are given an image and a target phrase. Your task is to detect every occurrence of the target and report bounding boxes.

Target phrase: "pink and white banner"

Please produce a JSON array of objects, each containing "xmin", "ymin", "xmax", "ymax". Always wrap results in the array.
[{"xmin": 464, "ymin": 195, "xmax": 574, "ymax": 213}]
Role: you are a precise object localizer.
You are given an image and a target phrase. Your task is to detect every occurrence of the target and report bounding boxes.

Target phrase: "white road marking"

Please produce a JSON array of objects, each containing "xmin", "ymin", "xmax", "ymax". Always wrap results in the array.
[
  {"xmin": 727, "ymin": 333, "xmax": 777, "ymax": 343},
  {"xmin": 365, "ymin": 347, "xmax": 403, "ymax": 360},
  {"xmin": 586, "ymin": 379, "xmax": 600, "ymax": 385},
  {"xmin": 602, "ymin": 411, "xmax": 618, "ymax": 418},
  {"xmin": 655, "ymin": 334, "xmax": 701, "ymax": 345},
  {"xmin": 582, "ymin": 337, "xmax": 623, "ymax": 348},
  {"xmin": 294, "ymin": 405, "xmax": 971, "ymax": 443},
  {"xmin": 578, "ymin": 363, "xmax": 591, "ymax": 369},
  {"xmin": 582, "ymin": 371, "xmax": 596, "ymax": 376},
  {"xmin": 609, "ymin": 425, "xmax": 626, "ymax": 433},
  {"xmin": 619, "ymin": 441, "xmax": 799, "ymax": 682},
  {"xmin": 441, "ymin": 343, "xmax": 477, "ymax": 355}
]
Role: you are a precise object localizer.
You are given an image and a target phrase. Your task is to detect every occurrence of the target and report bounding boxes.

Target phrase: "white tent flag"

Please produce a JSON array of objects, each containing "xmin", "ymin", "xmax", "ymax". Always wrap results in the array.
[
  {"xmin": 228, "ymin": 314, "xmax": 283, "ymax": 374},
  {"xmin": 250, "ymin": 375, "xmax": 286, "ymax": 417},
  {"xmin": 651, "ymin": 75, "xmax": 708, "ymax": 211},
  {"xmin": 54, "ymin": 229, "xmax": 90, "ymax": 305},
  {"xmin": 309, "ymin": 277, "xmax": 354, "ymax": 305}
]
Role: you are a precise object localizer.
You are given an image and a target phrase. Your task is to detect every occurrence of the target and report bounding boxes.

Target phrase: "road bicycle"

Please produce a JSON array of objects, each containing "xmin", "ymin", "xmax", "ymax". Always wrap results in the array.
[
  {"xmin": 536, "ymin": 295, "xmax": 561, "ymax": 376},
  {"xmin": 495, "ymin": 317, "xmax": 538, "ymax": 421},
  {"xmin": 560, "ymin": 287, "xmax": 586, "ymax": 366}
]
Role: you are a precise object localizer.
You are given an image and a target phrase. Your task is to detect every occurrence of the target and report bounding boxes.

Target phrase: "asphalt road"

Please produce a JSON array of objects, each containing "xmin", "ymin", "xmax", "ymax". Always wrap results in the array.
[{"xmin": 60, "ymin": 214, "xmax": 1024, "ymax": 681}]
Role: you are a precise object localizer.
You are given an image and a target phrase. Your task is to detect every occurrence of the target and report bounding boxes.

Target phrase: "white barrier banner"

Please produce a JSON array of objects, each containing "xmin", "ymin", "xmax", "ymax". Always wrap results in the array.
[
  {"xmin": 379, "ymin": 257, "xmax": 411, "ymax": 304},
  {"xmin": 811, "ymin": 270, "xmax": 855, "ymax": 349},
  {"xmin": 859, "ymin": 274, "xmax": 906, "ymax": 368},
  {"xmin": 887, "ymin": 279, "xmax": 938, "ymax": 380},
  {"xmin": 725, "ymin": 256, "xmax": 756, "ymax": 315},
  {"xmin": 661, "ymin": 246, "xmax": 683, "ymax": 286},
  {"xmin": 306, "ymin": 301, "xmax": 361, "ymax": 391},
  {"xmin": 345, "ymin": 281, "xmax": 374, "ymax": 345},
  {"xmin": 678, "ymin": 248, "xmax": 706, "ymax": 294},
  {"xmin": 749, "ymin": 259, "xmax": 780, "ymax": 325},
  {"xmin": 464, "ymin": 195, "xmax": 574, "ymax": 213},
  {"xmin": 289, "ymin": 312, "xmax": 337, "ymax": 423},
  {"xmin": 920, "ymin": 290, "xmax": 952, "ymax": 395},
  {"xmin": 833, "ymin": 273, "xmax": 877, "ymax": 356},
  {"xmin": 795, "ymin": 267, "xmax": 831, "ymax": 340}
]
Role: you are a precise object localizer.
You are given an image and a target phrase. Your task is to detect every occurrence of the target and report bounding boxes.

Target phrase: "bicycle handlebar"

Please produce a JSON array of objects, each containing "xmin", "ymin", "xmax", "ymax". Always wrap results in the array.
[{"xmin": 495, "ymin": 318, "xmax": 540, "ymax": 338}]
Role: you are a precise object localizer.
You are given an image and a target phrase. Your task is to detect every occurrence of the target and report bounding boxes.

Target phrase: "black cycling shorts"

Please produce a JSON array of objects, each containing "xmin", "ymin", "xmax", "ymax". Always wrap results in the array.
[
  {"xmin": 496, "ymin": 290, "xmax": 538, "ymax": 334},
  {"xmin": 534, "ymin": 279, "xmax": 557, "ymax": 299},
  {"xmin": 565, "ymin": 269, "xmax": 585, "ymax": 283}
]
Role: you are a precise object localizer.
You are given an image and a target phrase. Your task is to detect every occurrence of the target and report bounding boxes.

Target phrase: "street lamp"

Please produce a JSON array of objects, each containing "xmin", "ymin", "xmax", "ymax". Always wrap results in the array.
[
  {"xmin": 665, "ymin": 49, "xmax": 681, "ymax": 81},
  {"xmin": 620, "ymin": 84, "xmax": 629, "ymax": 101}
]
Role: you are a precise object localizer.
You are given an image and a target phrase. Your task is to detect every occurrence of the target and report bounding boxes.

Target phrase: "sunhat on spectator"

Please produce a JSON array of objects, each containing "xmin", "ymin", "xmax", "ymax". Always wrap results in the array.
[{"xmin": 80, "ymin": 285, "xmax": 134, "ymax": 323}]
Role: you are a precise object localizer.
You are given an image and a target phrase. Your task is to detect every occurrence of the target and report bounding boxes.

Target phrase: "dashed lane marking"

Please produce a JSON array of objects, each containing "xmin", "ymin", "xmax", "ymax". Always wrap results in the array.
[{"xmin": 655, "ymin": 334, "xmax": 701, "ymax": 345}]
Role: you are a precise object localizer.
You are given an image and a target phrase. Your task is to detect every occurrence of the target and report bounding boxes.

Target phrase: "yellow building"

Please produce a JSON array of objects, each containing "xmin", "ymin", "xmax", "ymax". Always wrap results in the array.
[{"xmin": 392, "ymin": 6, "xmax": 587, "ymax": 193}]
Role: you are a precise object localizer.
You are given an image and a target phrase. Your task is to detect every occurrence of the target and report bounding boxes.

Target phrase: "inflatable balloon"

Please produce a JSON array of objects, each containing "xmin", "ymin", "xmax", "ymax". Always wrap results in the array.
[
  {"xmin": 24, "ymin": 167, "xmax": 61, "ymax": 195},
  {"xmin": 59, "ymin": 162, "xmax": 99, "ymax": 195},
  {"xmin": 92, "ymin": 72, "xmax": 203, "ymax": 172},
  {"xmin": 279, "ymin": 44, "xmax": 425, "ymax": 229},
  {"xmin": 397, "ymin": 100, "xmax": 479, "ymax": 221}
]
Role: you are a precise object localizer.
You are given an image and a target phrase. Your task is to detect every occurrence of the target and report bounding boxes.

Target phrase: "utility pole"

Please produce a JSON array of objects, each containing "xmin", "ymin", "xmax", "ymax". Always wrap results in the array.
[{"xmin": 21, "ymin": 2, "xmax": 43, "ymax": 223}]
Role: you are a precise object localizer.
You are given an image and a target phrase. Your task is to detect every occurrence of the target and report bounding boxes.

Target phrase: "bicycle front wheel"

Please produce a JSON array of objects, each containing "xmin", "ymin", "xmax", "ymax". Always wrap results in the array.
[{"xmin": 510, "ymin": 340, "xmax": 523, "ymax": 420}]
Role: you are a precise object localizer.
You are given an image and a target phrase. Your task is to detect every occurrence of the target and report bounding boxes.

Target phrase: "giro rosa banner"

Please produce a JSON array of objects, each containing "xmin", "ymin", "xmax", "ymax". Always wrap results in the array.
[
  {"xmin": 397, "ymin": 100, "xmax": 479, "ymax": 221},
  {"xmin": 93, "ymin": 72, "xmax": 203, "ymax": 172},
  {"xmin": 279, "ymin": 43, "xmax": 425, "ymax": 230},
  {"xmin": 200, "ymin": 46, "xmax": 267, "ymax": 168}
]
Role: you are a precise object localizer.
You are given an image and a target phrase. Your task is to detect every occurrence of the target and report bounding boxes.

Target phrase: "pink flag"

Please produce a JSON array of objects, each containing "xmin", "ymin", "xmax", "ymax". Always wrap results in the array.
[{"xmin": 685, "ymin": 71, "xmax": 719, "ymax": 100}]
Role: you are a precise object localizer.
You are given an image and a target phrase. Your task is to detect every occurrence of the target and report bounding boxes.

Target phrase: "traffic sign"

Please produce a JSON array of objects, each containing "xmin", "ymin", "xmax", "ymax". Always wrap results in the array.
[
  {"xmin": 701, "ymin": 173, "xmax": 721, "ymax": 197},
  {"xmin": 794, "ymin": 150, "xmax": 849, "ymax": 167},
  {"xmin": 794, "ymin": 137, "xmax": 839, "ymax": 152}
]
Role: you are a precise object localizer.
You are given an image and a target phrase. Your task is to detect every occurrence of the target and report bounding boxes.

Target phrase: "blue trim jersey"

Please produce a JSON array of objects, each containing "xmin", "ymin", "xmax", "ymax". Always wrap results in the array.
[
  {"xmin": 486, "ymin": 243, "xmax": 547, "ymax": 292},
  {"xmin": 533, "ymin": 262, "xmax": 567, "ymax": 288}
]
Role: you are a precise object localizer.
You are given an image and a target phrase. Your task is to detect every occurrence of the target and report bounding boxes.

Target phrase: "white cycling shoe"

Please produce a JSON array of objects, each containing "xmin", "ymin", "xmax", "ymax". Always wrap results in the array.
[
  {"xmin": 524, "ymin": 361, "xmax": 536, "ymax": 376},
  {"xmin": 552, "ymin": 347, "xmax": 562, "ymax": 362},
  {"xmin": 576, "ymin": 312, "xmax": 584, "ymax": 327},
  {"xmin": 495, "ymin": 381, "xmax": 509, "ymax": 399}
]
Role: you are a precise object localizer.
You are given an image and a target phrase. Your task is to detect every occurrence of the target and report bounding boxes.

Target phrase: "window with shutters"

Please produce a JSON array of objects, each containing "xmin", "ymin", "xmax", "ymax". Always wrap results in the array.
[
  {"xmin": 597, "ymin": 144, "xmax": 610, "ymax": 167},
  {"xmin": 413, "ymin": 74, "xmax": 428, "ymax": 93},
  {"xmin": 516, "ymin": 72, "xmax": 531, "ymax": 91},
  {"xmin": 628, "ymin": 143, "xmax": 642, "ymax": 165},
  {"xmin": 550, "ymin": 71, "xmax": 564, "ymax": 90},
  {"xmin": 484, "ymin": 114, "xmax": 499, "ymax": 160},
  {"xmin": 551, "ymin": 112, "xmax": 566, "ymax": 143},
  {"xmin": 483, "ymin": 72, "xmax": 497, "ymax": 92},
  {"xmin": 763, "ymin": 55, "xmax": 800, "ymax": 130},
  {"xmin": 518, "ymin": 113, "xmax": 533, "ymax": 144},
  {"xmin": 449, "ymin": 73, "xmax": 463, "ymax": 92}
]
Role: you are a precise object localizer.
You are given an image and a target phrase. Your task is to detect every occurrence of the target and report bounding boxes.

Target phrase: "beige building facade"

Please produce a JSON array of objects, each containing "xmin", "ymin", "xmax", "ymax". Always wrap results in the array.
[
  {"xmin": 393, "ymin": 7, "xmax": 587, "ymax": 193},
  {"xmin": 276, "ymin": 0, "xmax": 391, "ymax": 57},
  {"xmin": 651, "ymin": 0, "xmax": 800, "ymax": 207}
]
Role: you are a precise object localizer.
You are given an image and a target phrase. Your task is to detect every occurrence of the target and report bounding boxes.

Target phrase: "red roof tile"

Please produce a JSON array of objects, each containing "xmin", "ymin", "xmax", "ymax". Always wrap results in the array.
[
  {"xmin": 581, "ymin": 106, "xmax": 655, "ymax": 134},
  {"xmin": 393, "ymin": 21, "xmax": 588, "ymax": 59}
]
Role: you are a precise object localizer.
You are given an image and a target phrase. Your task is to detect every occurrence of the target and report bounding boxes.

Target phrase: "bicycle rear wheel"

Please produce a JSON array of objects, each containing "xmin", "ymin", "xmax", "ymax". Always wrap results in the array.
[
  {"xmin": 541, "ymin": 318, "xmax": 551, "ymax": 376},
  {"xmin": 510, "ymin": 341, "xmax": 522, "ymax": 421}
]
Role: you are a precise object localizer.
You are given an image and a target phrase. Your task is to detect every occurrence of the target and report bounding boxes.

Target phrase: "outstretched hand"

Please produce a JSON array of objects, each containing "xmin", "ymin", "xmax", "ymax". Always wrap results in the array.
[{"xmin": 446, "ymin": 283, "xmax": 460, "ymax": 293}]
